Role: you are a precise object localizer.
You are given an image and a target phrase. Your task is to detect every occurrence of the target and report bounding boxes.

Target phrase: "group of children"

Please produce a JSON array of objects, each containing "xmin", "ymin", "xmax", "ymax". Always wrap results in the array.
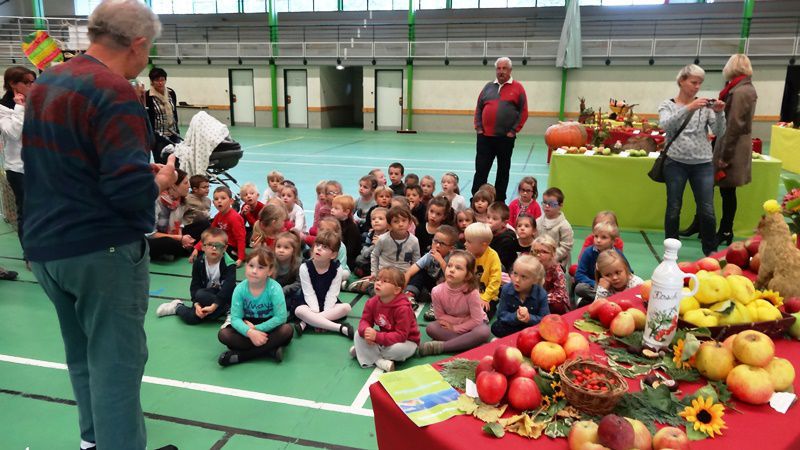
[{"xmin": 155, "ymin": 164, "xmax": 643, "ymax": 372}]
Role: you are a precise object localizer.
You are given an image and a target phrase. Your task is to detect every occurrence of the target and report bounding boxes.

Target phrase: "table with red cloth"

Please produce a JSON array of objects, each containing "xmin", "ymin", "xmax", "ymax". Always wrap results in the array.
[{"xmin": 370, "ymin": 283, "xmax": 800, "ymax": 450}]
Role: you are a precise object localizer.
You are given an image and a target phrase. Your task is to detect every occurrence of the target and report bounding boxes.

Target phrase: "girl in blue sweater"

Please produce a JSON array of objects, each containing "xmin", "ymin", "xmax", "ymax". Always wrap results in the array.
[{"xmin": 217, "ymin": 247, "xmax": 293, "ymax": 366}]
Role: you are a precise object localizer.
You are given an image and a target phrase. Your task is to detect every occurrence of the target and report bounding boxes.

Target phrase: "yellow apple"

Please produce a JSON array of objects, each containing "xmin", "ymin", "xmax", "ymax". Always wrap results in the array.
[
  {"xmin": 683, "ymin": 308, "xmax": 719, "ymax": 327},
  {"xmin": 750, "ymin": 299, "xmax": 783, "ymax": 322},
  {"xmin": 765, "ymin": 357, "xmax": 796, "ymax": 392},
  {"xmin": 563, "ymin": 332, "xmax": 590, "ymax": 359},
  {"xmin": 568, "ymin": 420, "xmax": 599, "ymax": 450},
  {"xmin": 717, "ymin": 301, "xmax": 753, "ymax": 326},
  {"xmin": 624, "ymin": 418, "xmax": 652, "ymax": 450},
  {"xmin": 694, "ymin": 341, "xmax": 735, "ymax": 381},
  {"xmin": 628, "ymin": 308, "xmax": 647, "ymax": 330},
  {"xmin": 732, "ymin": 330, "xmax": 775, "ymax": 367},
  {"xmin": 722, "ymin": 333, "xmax": 738, "ymax": 351},
  {"xmin": 679, "ymin": 296, "xmax": 700, "ymax": 315},
  {"xmin": 726, "ymin": 364, "xmax": 775, "ymax": 404},
  {"xmin": 610, "ymin": 311, "xmax": 636, "ymax": 337},
  {"xmin": 789, "ymin": 312, "xmax": 800, "ymax": 340},
  {"xmin": 694, "ymin": 274, "xmax": 730, "ymax": 306},
  {"xmin": 726, "ymin": 275, "xmax": 756, "ymax": 305}
]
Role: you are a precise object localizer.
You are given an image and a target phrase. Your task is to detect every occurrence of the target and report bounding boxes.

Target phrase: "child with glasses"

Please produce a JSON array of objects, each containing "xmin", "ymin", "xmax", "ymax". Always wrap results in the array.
[
  {"xmin": 535, "ymin": 187, "xmax": 574, "ymax": 268},
  {"xmin": 404, "ymin": 225, "xmax": 458, "ymax": 312},
  {"xmin": 157, "ymin": 228, "xmax": 237, "ymax": 324},
  {"xmin": 509, "ymin": 176, "xmax": 542, "ymax": 227},
  {"xmin": 532, "ymin": 234, "xmax": 569, "ymax": 314}
]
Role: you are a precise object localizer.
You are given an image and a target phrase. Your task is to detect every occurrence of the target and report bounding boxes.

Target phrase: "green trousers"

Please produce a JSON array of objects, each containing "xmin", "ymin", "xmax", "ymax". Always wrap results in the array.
[{"xmin": 32, "ymin": 238, "xmax": 150, "ymax": 450}]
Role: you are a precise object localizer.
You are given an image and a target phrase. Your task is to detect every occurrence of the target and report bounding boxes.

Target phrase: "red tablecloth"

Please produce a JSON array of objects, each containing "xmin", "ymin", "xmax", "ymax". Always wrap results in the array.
[
  {"xmin": 371, "ymin": 282, "xmax": 800, "ymax": 450},
  {"xmin": 586, "ymin": 127, "xmax": 667, "ymax": 148}
]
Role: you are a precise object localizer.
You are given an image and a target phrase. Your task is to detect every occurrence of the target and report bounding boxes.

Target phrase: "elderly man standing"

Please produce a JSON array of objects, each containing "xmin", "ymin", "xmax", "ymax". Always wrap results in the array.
[
  {"xmin": 471, "ymin": 57, "xmax": 528, "ymax": 203},
  {"xmin": 21, "ymin": 1, "xmax": 176, "ymax": 449}
]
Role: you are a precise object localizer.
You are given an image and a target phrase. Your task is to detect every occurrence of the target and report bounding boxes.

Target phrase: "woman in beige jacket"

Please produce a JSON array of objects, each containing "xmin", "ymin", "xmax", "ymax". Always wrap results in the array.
[{"xmin": 713, "ymin": 54, "xmax": 757, "ymax": 246}]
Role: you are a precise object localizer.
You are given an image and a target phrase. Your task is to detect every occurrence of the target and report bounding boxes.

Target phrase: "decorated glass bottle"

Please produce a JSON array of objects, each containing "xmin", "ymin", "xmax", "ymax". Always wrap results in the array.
[{"xmin": 642, "ymin": 239, "xmax": 699, "ymax": 351}]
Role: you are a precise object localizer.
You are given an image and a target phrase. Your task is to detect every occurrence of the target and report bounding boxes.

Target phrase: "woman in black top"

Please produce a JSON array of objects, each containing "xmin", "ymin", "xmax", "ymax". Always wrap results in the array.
[{"xmin": 145, "ymin": 67, "xmax": 180, "ymax": 163}]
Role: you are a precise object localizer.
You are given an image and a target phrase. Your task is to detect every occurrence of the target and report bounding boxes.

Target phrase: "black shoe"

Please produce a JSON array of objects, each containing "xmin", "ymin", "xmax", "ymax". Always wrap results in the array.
[
  {"xmin": 679, "ymin": 219, "xmax": 700, "ymax": 237},
  {"xmin": 0, "ymin": 269, "xmax": 18, "ymax": 280},
  {"xmin": 340, "ymin": 322, "xmax": 355, "ymax": 339},
  {"xmin": 271, "ymin": 346, "xmax": 284, "ymax": 363},
  {"xmin": 156, "ymin": 446, "xmax": 179, "ymax": 450},
  {"xmin": 293, "ymin": 321, "xmax": 304, "ymax": 337},
  {"xmin": 716, "ymin": 231, "xmax": 733, "ymax": 247},
  {"xmin": 218, "ymin": 350, "xmax": 239, "ymax": 367}
]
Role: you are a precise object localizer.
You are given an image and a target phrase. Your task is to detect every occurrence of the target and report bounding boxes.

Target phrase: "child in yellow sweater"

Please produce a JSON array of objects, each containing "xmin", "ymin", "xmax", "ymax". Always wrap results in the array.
[{"xmin": 464, "ymin": 222, "xmax": 502, "ymax": 320}]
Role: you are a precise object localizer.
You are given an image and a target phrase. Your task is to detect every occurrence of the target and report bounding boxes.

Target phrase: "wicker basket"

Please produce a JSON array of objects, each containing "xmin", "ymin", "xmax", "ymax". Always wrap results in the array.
[
  {"xmin": 557, "ymin": 358, "xmax": 628, "ymax": 416},
  {"xmin": 678, "ymin": 312, "xmax": 797, "ymax": 340}
]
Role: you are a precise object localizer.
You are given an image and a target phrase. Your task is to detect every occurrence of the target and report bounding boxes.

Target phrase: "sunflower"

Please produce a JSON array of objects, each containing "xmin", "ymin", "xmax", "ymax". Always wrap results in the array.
[
  {"xmin": 758, "ymin": 289, "xmax": 784, "ymax": 307},
  {"xmin": 672, "ymin": 339, "xmax": 695, "ymax": 369},
  {"xmin": 541, "ymin": 395, "xmax": 552, "ymax": 409},
  {"xmin": 551, "ymin": 381, "xmax": 565, "ymax": 400},
  {"xmin": 679, "ymin": 396, "xmax": 727, "ymax": 438}
]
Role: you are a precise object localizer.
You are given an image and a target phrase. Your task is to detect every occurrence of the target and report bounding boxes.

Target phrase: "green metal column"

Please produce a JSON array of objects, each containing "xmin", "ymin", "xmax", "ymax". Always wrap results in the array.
[
  {"xmin": 268, "ymin": 0, "xmax": 280, "ymax": 128},
  {"xmin": 32, "ymin": 0, "xmax": 45, "ymax": 30},
  {"xmin": 738, "ymin": 0, "xmax": 755, "ymax": 53},
  {"xmin": 446, "ymin": 0, "xmax": 452, "ymax": 9},
  {"xmin": 338, "ymin": 0, "xmax": 344, "ymax": 11},
  {"xmin": 406, "ymin": 0, "xmax": 416, "ymax": 130},
  {"xmin": 558, "ymin": 68, "xmax": 568, "ymax": 121}
]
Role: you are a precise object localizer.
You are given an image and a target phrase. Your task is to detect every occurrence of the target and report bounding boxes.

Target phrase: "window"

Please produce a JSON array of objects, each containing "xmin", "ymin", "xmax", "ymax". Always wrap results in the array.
[
  {"xmin": 393, "ymin": 0, "xmax": 418, "ymax": 10},
  {"xmin": 419, "ymin": 0, "xmax": 446, "ymax": 8},
  {"xmin": 216, "ymin": 0, "xmax": 239, "ymax": 12},
  {"xmin": 314, "ymin": 0, "xmax": 339, "ymax": 10},
  {"xmin": 243, "ymin": 0, "xmax": 268, "ymax": 12},
  {"xmin": 193, "ymin": 0, "xmax": 218, "ymax": 13},
  {"xmin": 344, "ymin": 0, "xmax": 368, "ymax": 10},
  {"xmin": 480, "ymin": 0, "xmax": 507, "ymax": 7},
  {"xmin": 508, "ymin": 0, "xmax": 535, "ymax": 6},
  {"xmin": 536, "ymin": 0, "xmax": 565, "ymax": 6},
  {"xmin": 452, "ymin": 0, "xmax": 479, "ymax": 8},
  {"xmin": 275, "ymin": 0, "xmax": 290, "ymax": 11},
  {"xmin": 579, "ymin": 0, "xmax": 602, "ymax": 5},
  {"xmin": 151, "ymin": 0, "xmax": 174, "ymax": 14}
]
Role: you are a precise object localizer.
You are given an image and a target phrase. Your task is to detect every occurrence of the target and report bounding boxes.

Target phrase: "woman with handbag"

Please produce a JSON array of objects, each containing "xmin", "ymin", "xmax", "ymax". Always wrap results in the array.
[
  {"xmin": 658, "ymin": 64, "xmax": 726, "ymax": 256},
  {"xmin": 711, "ymin": 54, "xmax": 757, "ymax": 246}
]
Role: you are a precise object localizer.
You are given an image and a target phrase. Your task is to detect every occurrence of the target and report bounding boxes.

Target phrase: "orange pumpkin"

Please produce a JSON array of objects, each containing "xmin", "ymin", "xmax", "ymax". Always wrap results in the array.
[{"xmin": 544, "ymin": 122, "xmax": 587, "ymax": 150}]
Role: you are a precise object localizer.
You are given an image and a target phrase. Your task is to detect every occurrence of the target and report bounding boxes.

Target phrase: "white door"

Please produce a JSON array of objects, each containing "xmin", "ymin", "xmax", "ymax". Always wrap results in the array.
[
  {"xmin": 376, "ymin": 70, "xmax": 402, "ymax": 131},
  {"xmin": 285, "ymin": 69, "xmax": 308, "ymax": 128},
  {"xmin": 230, "ymin": 69, "xmax": 255, "ymax": 126}
]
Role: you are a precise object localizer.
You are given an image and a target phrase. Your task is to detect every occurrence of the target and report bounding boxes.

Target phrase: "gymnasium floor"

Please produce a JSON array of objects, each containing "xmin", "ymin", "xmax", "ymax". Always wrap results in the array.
[{"xmin": 0, "ymin": 126, "xmax": 763, "ymax": 449}]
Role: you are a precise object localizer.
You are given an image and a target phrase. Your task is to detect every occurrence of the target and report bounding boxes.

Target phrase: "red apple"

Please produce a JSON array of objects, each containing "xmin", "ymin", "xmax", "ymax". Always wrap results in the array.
[
  {"xmin": 530, "ymin": 341, "xmax": 567, "ymax": 370},
  {"xmin": 493, "ymin": 345, "xmax": 524, "ymax": 376},
  {"xmin": 745, "ymin": 234, "xmax": 762, "ymax": 256},
  {"xmin": 697, "ymin": 257, "xmax": 722, "ymax": 272},
  {"xmin": 725, "ymin": 242, "xmax": 750, "ymax": 269},
  {"xmin": 677, "ymin": 261, "xmax": 699, "ymax": 274},
  {"xmin": 749, "ymin": 252, "xmax": 761, "ymax": 273},
  {"xmin": 625, "ymin": 418, "xmax": 652, "ymax": 450},
  {"xmin": 639, "ymin": 280, "xmax": 652, "ymax": 301},
  {"xmin": 512, "ymin": 362, "xmax": 537, "ymax": 380},
  {"xmin": 539, "ymin": 314, "xmax": 569, "ymax": 345},
  {"xmin": 614, "ymin": 298, "xmax": 634, "ymax": 311},
  {"xmin": 563, "ymin": 332, "xmax": 590, "ymax": 358},
  {"xmin": 721, "ymin": 263, "xmax": 743, "ymax": 277},
  {"xmin": 507, "ymin": 376, "xmax": 542, "ymax": 411},
  {"xmin": 597, "ymin": 414, "xmax": 635, "ymax": 450},
  {"xmin": 784, "ymin": 297, "xmax": 800, "ymax": 314},
  {"xmin": 610, "ymin": 311, "xmax": 636, "ymax": 337},
  {"xmin": 476, "ymin": 370, "xmax": 507, "ymax": 405},
  {"xmin": 726, "ymin": 364, "xmax": 774, "ymax": 405},
  {"xmin": 588, "ymin": 297, "xmax": 610, "ymax": 319},
  {"xmin": 598, "ymin": 302, "xmax": 623, "ymax": 328},
  {"xmin": 516, "ymin": 328, "xmax": 543, "ymax": 357},
  {"xmin": 652, "ymin": 426, "xmax": 689, "ymax": 450},
  {"xmin": 475, "ymin": 355, "xmax": 494, "ymax": 379}
]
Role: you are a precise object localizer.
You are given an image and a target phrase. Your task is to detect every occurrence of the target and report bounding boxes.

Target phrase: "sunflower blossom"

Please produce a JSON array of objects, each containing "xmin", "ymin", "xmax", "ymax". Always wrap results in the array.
[
  {"xmin": 679, "ymin": 396, "xmax": 727, "ymax": 438},
  {"xmin": 758, "ymin": 289, "xmax": 784, "ymax": 307},
  {"xmin": 672, "ymin": 339, "xmax": 694, "ymax": 369}
]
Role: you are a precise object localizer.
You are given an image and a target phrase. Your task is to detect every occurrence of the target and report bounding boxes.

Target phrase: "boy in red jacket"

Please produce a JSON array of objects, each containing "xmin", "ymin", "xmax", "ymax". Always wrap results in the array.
[
  {"xmin": 191, "ymin": 186, "xmax": 246, "ymax": 266},
  {"xmin": 351, "ymin": 267, "xmax": 420, "ymax": 372}
]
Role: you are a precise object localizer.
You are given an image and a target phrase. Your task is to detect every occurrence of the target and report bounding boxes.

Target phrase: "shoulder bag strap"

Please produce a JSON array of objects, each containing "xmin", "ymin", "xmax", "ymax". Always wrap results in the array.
[{"xmin": 663, "ymin": 109, "xmax": 696, "ymax": 156}]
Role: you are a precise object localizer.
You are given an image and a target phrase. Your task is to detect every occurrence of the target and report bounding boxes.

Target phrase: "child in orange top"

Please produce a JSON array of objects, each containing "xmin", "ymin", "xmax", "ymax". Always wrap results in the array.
[{"xmin": 191, "ymin": 186, "xmax": 245, "ymax": 266}]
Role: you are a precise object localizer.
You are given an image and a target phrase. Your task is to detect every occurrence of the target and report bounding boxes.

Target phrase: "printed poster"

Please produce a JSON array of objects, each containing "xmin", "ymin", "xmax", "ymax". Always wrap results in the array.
[{"xmin": 378, "ymin": 364, "xmax": 463, "ymax": 427}]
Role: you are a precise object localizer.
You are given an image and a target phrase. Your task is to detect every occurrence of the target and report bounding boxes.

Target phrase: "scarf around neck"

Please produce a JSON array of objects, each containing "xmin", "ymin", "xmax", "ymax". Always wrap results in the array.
[{"xmin": 718, "ymin": 75, "xmax": 747, "ymax": 101}]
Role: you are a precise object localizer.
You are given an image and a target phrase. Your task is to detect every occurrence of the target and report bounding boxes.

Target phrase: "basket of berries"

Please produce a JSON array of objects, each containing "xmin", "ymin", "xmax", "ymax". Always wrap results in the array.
[{"xmin": 557, "ymin": 358, "xmax": 628, "ymax": 416}]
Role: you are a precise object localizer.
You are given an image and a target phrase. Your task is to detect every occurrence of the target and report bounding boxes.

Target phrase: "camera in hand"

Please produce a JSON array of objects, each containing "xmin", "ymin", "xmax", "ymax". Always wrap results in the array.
[{"xmin": 706, "ymin": 99, "xmax": 717, "ymax": 107}]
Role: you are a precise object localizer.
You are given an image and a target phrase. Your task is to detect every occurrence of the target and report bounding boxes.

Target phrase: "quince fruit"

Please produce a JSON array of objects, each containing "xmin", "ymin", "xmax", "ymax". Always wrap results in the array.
[
  {"xmin": 717, "ymin": 301, "xmax": 753, "ymax": 326},
  {"xmin": 683, "ymin": 308, "xmax": 719, "ymax": 327},
  {"xmin": 750, "ymin": 299, "xmax": 783, "ymax": 322},
  {"xmin": 679, "ymin": 295, "xmax": 700, "ymax": 315},
  {"xmin": 694, "ymin": 274, "xmax": 731, "ymax": 306},
  {"xmin": 726, "ymin": 275, "xmax": 757, "ymax": 305}
]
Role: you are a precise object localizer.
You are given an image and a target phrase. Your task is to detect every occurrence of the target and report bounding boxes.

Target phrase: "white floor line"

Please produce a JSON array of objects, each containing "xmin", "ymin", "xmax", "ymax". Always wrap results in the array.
[
  {"xmin": 239, "ymin": 159, "xmax": 547, "ymax": 178},
  {"xmin": 242, "ymin": 136, "xmax": 305, "ymax": 150},
  {"xmin": 244, "ymin": 150, "xmax": 549, "ymax": 168},
  {"xmin": 0, "ymin": 354, "xmax": 373, "ymax": 418},
  {"xmin": 349, "ymin": 300, "xmax": 426, "ymax": 409}
]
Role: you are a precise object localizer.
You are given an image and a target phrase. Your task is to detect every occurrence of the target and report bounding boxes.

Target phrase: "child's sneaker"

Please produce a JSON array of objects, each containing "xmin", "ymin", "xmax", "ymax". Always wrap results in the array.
[
  {"xmin": 349, "ymin": 346, "xmax": 356, "ymax": 358},
  {"xmin": 156, "ymin": 299, "xmax": 183, "ymax": 317},
  {"xmin": 0, "ymin": 267, "xmax": 18, "ymax": 280},
  {"xmin": 406, "ymin": 293, "xmax": 419, "ymax": 311},
  {"xmin": 220, "ymin": 314, "xmax": 231, "ymax": 329},
  {"xmin": 347, "ymin": 277, "xmax": 372, "ymax": 293},
  {"xmin": 423, "ymin": 308, "xmax": 436, "ymax": 321},
  {"xmin": 375, "ymin": 358, "xmax": 395, "ymax": 372},
  {"xmin": 418, "ymin": 340, "xmax": 445, "ymax": 357}
]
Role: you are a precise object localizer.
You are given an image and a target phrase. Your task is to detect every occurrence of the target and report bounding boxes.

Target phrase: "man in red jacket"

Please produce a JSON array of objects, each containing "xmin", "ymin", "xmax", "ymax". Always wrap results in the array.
[{"xmin": 471, "ymin": 57, "xmax": 528, "ymax": 204}]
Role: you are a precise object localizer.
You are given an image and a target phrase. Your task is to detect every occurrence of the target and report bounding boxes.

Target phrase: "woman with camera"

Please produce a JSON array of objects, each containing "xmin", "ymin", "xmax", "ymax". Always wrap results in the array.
[{"xmin": 659, "ymin": 64, "xmax": 726, "ymax": 256}]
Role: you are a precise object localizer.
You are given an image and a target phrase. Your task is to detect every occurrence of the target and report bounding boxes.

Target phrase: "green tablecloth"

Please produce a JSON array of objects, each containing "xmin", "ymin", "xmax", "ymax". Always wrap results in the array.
[
  {"xmin": 548, "ymin": 153, "xmax": 782, "ymax": 237},
  {"xmin": 770, "ymin": 125, "xmax": 800, "ymax": 174}
]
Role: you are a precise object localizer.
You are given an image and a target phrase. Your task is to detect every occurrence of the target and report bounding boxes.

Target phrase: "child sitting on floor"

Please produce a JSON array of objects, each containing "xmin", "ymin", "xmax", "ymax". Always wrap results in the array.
[
  {"xmin": 515, "ymin": 215, "xmax": 536, "ymax": 256},
  {"xmin": 535, "ymin": 187, "xmax": 574, "ymax": 268},
  {"xmin": 455, "ymin": 208, "xmax": 476, "ymax": 248},
  {"xmin": 595, "ymin": 249, "xmax": 643, "ymax": 301},
  {"xmin": 420, "ymin": 175, "xmax": 436, "ymax": 204},
  {"xmin": 261, "ymin": 170, "xmax": 284, "ymax": 203},
  {"xmin": 355, "ymin": 174, "xmax": 377, "ymax": 228},
  {"xmin": 318, "ymin": 216, "xmax": 351, "ymax": 281},
  {"xmin": 487, "ymin": 201, "xmax": 518, "ymax": 272},
  {"xmin": 274, "ymin": 231, "xmax": 303, "ymax": 303},
  {"xmin": 533, "ymin": 234, "xmax": 569, "ymax": 314},
  {"xmin": 250, "ymin": 203, "xmax": 289, "ymax": 251},
  {"xmin": 471, "ymin": 189, "xmax": 493, "ymax": 223},
  {"xmin": 217, "ymin": 247, "xmax": 294, "ymax": 366},
  {"xmin": 157, "ymin": 227, "xmax": 237, "ymax": 324},
  {"xmin": 354, "ymin": 207, "xmax": 389, "ymax": 278},
  {"xmin": 569, "ymin": 210, "xmax": 625, "ymax": 278},
  {"xmin": 361, "ymin": 185, "xmax": 393, "ymax": 233},
  {"xmin": 351, "ymin": 267, "xmax": 420, "ymax": 372},
  {"xmin": 370, "ymin": 206, "xmax": 420, "ymax": 278},
  {"xmin": 491, "ymin": 255, "xmax": 550, "ymax": 338},
  {"xmin": 405, "ymin": 184, "xmax": 426, "ymax": 227},
  {"xmin": 191, "ymin": 186, "xmax": 246, "ymax": 266},
  {"xmin": 575, "ymin": 221, "xmax": 631, "ymax": 307},
  {"xmin": 405, "ymin": 224, "xmax": 458, "ymax": 309},
  {"xmin": 185, "ymin": 174, "xmax": 211, "ymax": 226},
  {"xmin": 416, "ymin": 195, "xmax": 452, "ymax": 254},
  {"xmin": 388, "ymin": 162, "xmax": 406, "ymax": 197},
  {"xmin": 509, "ymin": 176, "xmax": 542, "ymax": 227},
  {"xmin": 419, "ymin": 250, "xmax": 490, "ymax": 356},
  {"xmin": 331, "ymin": 194, "xmax": 362, "ymax": 271},
  {"xmin": 239, "ymin": 183, "xmax": 264, "ymax": 244},
  {"xmin": 280, "ymin": 184, "xmax": 306, "ymax": 234},
  {"xmin": 369, "ymin": 168, "xmax": 386, "ymax": 186},
  {"xmin": 440, "ymin": 172, "xmax": 467, "ymax": 212},
  {"xmin": 464, "ymin": 222, "xmax": 502, "ymax": 320},
  {"xmin": 294, "ymin": 230, "xmax": 354, "ymax": 338}
]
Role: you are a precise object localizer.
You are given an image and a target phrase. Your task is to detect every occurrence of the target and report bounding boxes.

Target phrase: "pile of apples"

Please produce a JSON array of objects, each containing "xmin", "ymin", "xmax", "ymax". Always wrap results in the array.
[
  {"xmin": 677, "ymin": 261, "xmax": 782, "ymax": 328},
  {"xmin": 568, "ymin": 414, "xmax": 690, "ymax": 450},
  {"xmin": 693, "ymin": 330, "xmax": 795, "ymax": 405},
  {"xmin": 474, "ymin": 315, "xmax": 592, "ymax": 410},
  {"xmin": 586, "ymin": 297, "xmax": 648, "ymax": 338}
]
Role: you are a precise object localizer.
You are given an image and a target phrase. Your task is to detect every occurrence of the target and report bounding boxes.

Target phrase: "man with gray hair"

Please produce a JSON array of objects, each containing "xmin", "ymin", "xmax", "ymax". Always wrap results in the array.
[
  {"xmin": 21, "ymin": 1, "xmax": 177, "ymax": 449},
  {"xmin": 472, "ymin": 56, "xmax": 528, "ymax": 203}
]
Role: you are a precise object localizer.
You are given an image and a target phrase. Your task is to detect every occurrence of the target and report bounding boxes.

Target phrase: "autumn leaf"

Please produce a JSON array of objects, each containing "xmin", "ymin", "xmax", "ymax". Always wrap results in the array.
[
  {"xmin": 456, "ymin": 394, "xmax": 477, "ymax": 414},
  {"xmin": 556, "ymin": 406, "xmax": 583, "ymax": 420},
  {"xmin": 475, "ymin": 403, "xmax": 507, "ymax": 423},
  {"xmin": 483, "ymin": 422, "xmax": 505, "ymax": 438}
]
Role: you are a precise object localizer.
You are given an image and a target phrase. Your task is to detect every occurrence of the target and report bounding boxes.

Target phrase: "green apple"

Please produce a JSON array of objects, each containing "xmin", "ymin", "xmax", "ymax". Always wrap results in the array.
[{"xmin": 790, "ymin": 312, "xmax": 800, "ymax": 339}]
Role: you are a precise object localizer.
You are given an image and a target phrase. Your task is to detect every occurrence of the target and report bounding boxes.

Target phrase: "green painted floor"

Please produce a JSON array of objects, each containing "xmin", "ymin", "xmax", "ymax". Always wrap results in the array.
[{"xmin": 0, "ymin": 126, "xmax": 785, "ymax": 449}]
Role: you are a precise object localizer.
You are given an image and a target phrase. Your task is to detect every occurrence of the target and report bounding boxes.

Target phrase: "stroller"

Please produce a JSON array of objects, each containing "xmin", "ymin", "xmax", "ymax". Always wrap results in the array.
[{"xmin": 163, "ymin": 111, "xmax": 244, "ymax": 208}]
